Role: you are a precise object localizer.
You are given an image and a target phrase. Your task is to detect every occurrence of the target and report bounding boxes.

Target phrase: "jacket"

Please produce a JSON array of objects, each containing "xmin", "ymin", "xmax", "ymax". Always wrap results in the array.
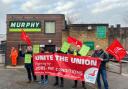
[{"xmin": 92, "ymin": 49, "xmax": 109, "ymax": 70}]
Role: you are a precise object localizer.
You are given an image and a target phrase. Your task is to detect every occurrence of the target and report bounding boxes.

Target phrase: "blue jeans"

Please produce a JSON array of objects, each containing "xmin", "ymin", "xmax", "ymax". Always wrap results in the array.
[{"xmin": 97, "ymin": 69, "xmax": 109, "ymax": 89}]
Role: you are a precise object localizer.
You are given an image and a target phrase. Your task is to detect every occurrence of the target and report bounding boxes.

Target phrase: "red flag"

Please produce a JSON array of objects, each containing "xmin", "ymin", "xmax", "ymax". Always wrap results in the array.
[
  {"xmin": 67, "ymin": 36, "xmax": 82, "ymax": 47},
  {"xmin": 20, "ymin": 29, "xmax": 31, "ymax": 46},
  {"xmin": 106, "ymin": 39, "xmax": 126, "ymax": 62}
]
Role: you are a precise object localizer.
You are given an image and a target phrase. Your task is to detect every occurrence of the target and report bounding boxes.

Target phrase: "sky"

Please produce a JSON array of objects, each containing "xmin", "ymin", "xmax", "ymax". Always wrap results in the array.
[{"xmin": 0, "ymin": 0, "xmax": 128, "ymax": 34}]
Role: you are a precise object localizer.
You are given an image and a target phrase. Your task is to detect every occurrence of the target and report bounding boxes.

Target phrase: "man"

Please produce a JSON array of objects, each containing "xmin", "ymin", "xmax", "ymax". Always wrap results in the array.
[
  {"xmin": 41, "ymin": 48, "xmax": 50, "ymax": 85},
  {"xmin": 10, "ymin": 47, "xmax": 18, "ymax": 66},
  {"xmin": 38, "ymin": 47, "xmax": 45, "ymax": 84},
  {"xmin": 19, "ymin": 46, "xmax": 37, "ymax": 83},
  {"xmin": 72, "ymin": 46, "xmax": 86, "ymax": 89},
  {"xmin": 92, "ymin": 45, "xmax": 109, "ymax": 89},
  {"xmin": 54, "ymin": 47, "xmax": 64, "ymax": 87}
]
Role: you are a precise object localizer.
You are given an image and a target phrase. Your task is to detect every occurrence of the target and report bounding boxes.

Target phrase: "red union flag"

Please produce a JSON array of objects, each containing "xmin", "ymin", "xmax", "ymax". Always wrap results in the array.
[
  {"xmin": 20, "ymin": 29, "xmax": 31, "ymax": 46},
  {"xmin": 67, "ymin": 36, "xmax": 82, "ymax": 47},
  {"xmin": 106, "ymin": 39, "xmax": 126, "ymax": 62}
]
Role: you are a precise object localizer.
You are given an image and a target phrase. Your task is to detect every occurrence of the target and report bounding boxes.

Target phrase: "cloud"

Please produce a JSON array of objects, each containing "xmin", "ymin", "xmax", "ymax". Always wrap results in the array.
[
  {"xmin": 90, "ymin": 0, "xmax": 128, "ymax": 14},
  {"xmin": 21, "ymin": 0, "xmax": 78, "ymax": 14},
  {"xmin": 55, "ymin": 1, "xmax": 76, "ymax": 12},
  {"xmin": 0, "ymin": 0, "xmax": 128, "ymax": 34},
  {"xmin": 21, "ymin": 0, "xmax": 58, "ymax": 12},
  {"xmin": 1, "ymin": 0, "xmax": 17, "ymax": 4},
  {"xmin": 21, "ymin": 0, "xmax": 41, "ymax": 12}
]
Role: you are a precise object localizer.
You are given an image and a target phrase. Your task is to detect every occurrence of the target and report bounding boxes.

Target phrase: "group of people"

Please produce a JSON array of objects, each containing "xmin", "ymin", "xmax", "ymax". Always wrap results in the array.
[{"xmin": 17, "ymin": 45, "xmax": 110, "ymax": 89}]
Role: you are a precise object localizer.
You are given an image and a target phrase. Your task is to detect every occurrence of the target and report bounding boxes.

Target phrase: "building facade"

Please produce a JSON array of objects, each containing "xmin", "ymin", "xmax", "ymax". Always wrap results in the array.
[
  {"xmin": 6, "ymin": 14, "xmax": 109, "ymax": 65},
  {"xmin": 63, "ymin": 24, "xmax": 109, "ymax": 55},
  {"xmin": 6, "ymin": 14, "xmax": 65, "ymax": 65}
]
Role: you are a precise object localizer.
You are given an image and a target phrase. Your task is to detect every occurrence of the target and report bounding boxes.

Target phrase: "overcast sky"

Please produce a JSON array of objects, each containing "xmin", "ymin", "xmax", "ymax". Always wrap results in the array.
[{"xmin": 0, "ymin": 0, "xmax": 128, "ymax": 34}]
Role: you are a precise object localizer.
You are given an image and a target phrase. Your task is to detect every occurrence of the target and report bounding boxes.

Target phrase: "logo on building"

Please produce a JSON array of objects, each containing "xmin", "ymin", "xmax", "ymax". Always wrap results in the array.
[{"xmin": 9, "ymin": 21, "xmax": 41, "ymax": 32}]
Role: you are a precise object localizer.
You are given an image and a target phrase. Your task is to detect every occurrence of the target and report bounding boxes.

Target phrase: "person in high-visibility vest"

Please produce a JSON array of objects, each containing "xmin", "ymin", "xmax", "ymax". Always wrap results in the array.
[
  {"xmin": 73, "ymin": 50, "xmax": 77, "ymax": 56},
  {"xmin": 72, "ymin": 47, "xmax": 86, "ymax": 89},
  {"xmin": 19, "ymin": 46, "xmax": 37, "ymax": 83},
  {"xmin": 53, "ymin": 47, "xmax": 64, "ymax": 87},
  {"xmin": 10, "ymin": 47, "xmax": 18, "ymax": 66}
]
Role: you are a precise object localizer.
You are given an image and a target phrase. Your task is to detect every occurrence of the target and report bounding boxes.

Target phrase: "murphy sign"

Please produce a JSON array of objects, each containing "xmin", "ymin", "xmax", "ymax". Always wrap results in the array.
[{"xmin": 9, "ymin": 21, "xmax": 41, "ymax": 32}]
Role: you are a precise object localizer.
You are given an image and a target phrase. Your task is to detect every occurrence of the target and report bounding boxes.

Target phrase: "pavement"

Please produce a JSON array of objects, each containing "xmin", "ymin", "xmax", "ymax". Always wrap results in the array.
[{"xmin": 0, "ymin": 63, "xmax": 128, "ymax": 89}]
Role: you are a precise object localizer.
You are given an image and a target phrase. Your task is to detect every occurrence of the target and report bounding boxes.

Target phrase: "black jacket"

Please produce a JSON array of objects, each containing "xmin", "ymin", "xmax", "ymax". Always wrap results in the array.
[{"xmin": 92, "ymin": 49, "xmax": 109, "ymax": 70}]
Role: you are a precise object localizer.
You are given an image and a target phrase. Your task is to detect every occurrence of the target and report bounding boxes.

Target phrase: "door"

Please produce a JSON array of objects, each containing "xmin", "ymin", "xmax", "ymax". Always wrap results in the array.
[{"xmin": 44, "ymin": 45, "xmax": 56, "ymax": 53}]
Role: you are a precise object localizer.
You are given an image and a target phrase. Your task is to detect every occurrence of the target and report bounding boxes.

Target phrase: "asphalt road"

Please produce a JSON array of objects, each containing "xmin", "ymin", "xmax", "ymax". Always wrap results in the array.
[{"xmin": 0, "ymin": 64, "xmax": 128, "ymax": 89}]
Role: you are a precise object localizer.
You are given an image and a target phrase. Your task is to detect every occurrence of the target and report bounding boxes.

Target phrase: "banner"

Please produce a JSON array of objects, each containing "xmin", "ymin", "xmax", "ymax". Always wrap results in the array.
[
  {"xmin": 60, "ymin": 41, "xmax": 71, "ymax": 53},
  {"xmin": 25, "ymin": 54, "xmax": 32, "ymax": 63},
  {"xmin": 33, "ymin": 53, "xmax": 101, "ymax": 84},
  {"xmin": 33, "ymin": 45, "xmax": 40, "ymax": 53},
  {"xmin": 79, "ymin": 45, "xmax": 90, "ymax": 56},
  {"xmin": 106, "ymin": 39, "xmax": 126, "ymax": 62}
]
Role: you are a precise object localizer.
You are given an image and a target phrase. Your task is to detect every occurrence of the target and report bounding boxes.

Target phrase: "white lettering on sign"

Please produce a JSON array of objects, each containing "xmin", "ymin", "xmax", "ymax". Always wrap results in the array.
[
  {"xmin": 10, "ymin": 22, "xmax": 16, "ymax": 27},
  {"xmin": 26, "ymin": 22, "xmax": 31, "ymax": 27},
  {"xmin": 21, "ymin": 22, "xmax": 25, "ymax": 27},
  {"xmin": 55, "ymin": 55, "xmax": 69, "ymax": 62},
  {"xmin": 17, "ymin": 23, "xmax": 21, "ymax": 27},
  {"xmin": 35, "ymin": 55, "xmax": 53, "ymax": 60},
  {"xmin": 10, "ymin": 22, "xmax": 40, "ymax": 28},
  {"xmin": 36, "ymin": 22, "xmax": 40, "ymax": 27},
  {"xmin": 71, "ymin": 57, "xmax": 97, "ymax": 66}
]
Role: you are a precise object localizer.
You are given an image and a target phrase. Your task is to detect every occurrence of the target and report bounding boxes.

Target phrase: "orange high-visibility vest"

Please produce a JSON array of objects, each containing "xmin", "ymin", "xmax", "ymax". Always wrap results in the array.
[{"xmin": 10, "ymin": 49, "xmax": 18, "ymax": 66}]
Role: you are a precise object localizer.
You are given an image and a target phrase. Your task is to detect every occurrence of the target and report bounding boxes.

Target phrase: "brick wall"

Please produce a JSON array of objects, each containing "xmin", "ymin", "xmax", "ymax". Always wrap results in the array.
[
  {"xmin": 62, "ymin": 24, "xmax": 109, "ymax": 55},
  {"xmin": 6, "ymin": 14, "xmax": 65, "ymax": 65}
]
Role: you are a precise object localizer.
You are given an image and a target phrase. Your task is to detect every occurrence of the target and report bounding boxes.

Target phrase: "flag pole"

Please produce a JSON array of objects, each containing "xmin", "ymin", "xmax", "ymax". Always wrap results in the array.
[
  {"xmin": 120, "ymin": 61, "xmax": 122, "ymax": 74},
  {"xmin": 19, "ymin": 29, "xmax": 22, "ymax": 51}
]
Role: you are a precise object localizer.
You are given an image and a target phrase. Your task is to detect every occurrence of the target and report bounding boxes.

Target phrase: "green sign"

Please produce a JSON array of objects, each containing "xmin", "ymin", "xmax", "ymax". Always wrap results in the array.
[
  {"xmin": 24, "ymin": 54, "xmax": 32, "ymax": 63},
  {"xmin": 33, "ymin": 45, "xmax": 40, "ymax": 53},
  {"xmin": 78, "ymin": 45, "xmax": 90, "ymax": 56},
  {"xmin": 84, "ymin": 41, "xmax": 94, "ymax": 50},
  {"xmin": 61, "ymin": 41, "xmax": 71, "ymax": 53},
  {"xmin": 9, "ymin": 21, "xmax": 41, "ymax": 32},
  {"xmin": 96, "ymin": 26, "xmax": 106, "ymax": 39}
]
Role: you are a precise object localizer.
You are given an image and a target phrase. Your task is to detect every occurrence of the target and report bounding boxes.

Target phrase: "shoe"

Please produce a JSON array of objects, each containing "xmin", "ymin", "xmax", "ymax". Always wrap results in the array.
[
  {"xmin": 60, "ymin": 84, "xmax": 64, "ymax": 88},
  {"xmin": 44, "ymin": 79, "xmax": 48, "ymax": 85},
  {"xmin": 53, "ymin": 82, "xmax": 58, "ymax": 86},
  {"xmin": 72, "ymin": 85, "xmax": 77, "ymax": 88},
  {"xmin": 82, "ymin": 86, "xmax": 87, "ymax": 89},
  {"xmin": 26, "ymin": 80, "xmax": 31, "ymax": 83},
  {"xmin": 33, "ymin": 80, "xmax": 38, "ymax": 82},
  {"xmin": 38, "ymin": 81, "xmax": 42, "ymax": 84},
  {"xmin": 38, "ymin": 80, "xmax": 44, "ymax": 84}
]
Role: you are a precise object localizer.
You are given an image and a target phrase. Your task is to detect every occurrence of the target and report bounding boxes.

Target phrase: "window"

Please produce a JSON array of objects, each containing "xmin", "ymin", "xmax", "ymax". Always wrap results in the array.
[
  {"xmin": 96, "ymin": 26, "xmax": 107, "ymax": 39},
  {"xmin": 45, "ymin": 21, "xmax": 55, "ymax": 33}
]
